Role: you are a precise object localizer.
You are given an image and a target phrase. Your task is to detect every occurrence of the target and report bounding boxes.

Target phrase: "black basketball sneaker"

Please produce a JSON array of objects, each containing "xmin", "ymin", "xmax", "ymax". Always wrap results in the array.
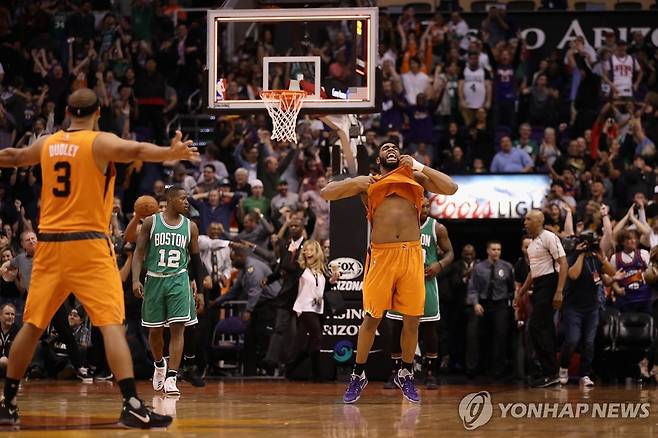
[
  {"xmin": 0, "ymin": 398, "xmax": 19, "ymax": 427},
  {"xmin": 118, "ymin": 397, "xmax": 173, "ymax": 429}
]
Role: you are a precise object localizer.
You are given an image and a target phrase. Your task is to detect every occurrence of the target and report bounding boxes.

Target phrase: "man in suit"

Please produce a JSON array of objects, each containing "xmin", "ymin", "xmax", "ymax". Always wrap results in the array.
[
  {"xmin": 438, "ymin": 244, "xmax": 477, "ymax": 372},
  {"xmin": 261, "ymin": 216, "xmax": 306, "ymax": 373}
]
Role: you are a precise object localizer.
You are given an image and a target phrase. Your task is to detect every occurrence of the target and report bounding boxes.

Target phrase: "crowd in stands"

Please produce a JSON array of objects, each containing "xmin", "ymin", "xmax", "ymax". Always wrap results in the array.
[{"xmin": 1, "ymin": 0, "xmax": 658, "ymax": 382}]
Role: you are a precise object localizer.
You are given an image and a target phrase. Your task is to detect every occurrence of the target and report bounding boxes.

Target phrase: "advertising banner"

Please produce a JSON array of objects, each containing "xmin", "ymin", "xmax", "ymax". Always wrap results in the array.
[
  {"xmin": 461, "ymin": 11, "xmax": 658, "ymax": 57},
  {"xmin": 328, "ymin": 195, "xmax": 369, "ymax": 300},
  {"xmin": 429, "ymin": 174, "xmax": 550, "ymax": 220}
]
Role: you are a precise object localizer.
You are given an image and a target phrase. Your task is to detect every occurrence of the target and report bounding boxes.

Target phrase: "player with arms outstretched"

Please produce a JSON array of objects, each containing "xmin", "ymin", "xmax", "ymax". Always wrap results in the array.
[
  {"xmin": 321, "ymin": 139, "xmax": 458, "ymax": 403},
  {"xmin": 0, "ymin": 88, "xmax": 198, "ymax": 429}
]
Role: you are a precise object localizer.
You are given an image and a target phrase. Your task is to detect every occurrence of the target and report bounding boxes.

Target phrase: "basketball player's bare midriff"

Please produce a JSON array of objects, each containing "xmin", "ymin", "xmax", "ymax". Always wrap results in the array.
[{"xmin": 370, "ymin": 194, "xmax": 420, "ymax": 244}]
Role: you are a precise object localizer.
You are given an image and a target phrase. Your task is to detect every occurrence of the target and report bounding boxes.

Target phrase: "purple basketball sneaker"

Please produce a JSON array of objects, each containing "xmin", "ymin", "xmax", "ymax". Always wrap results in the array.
[
  {"xmin": 343, "ymin": 373, "xmax": 368, "ymax": 404},
  {"xmin": 394, "ymin": 370, "xmax": 420, "ymax": 403}
]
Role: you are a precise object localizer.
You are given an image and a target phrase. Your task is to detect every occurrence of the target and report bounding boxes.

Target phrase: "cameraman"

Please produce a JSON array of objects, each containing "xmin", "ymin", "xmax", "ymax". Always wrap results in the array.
[{"xmin": 559, "ymin": 232, "xmax": 619, "ymax": 387}]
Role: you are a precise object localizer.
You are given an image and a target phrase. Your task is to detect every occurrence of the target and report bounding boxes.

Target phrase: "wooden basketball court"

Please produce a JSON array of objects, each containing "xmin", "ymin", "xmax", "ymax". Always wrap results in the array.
[{"xmin": 3, "ymin": 379, "xmax": 658, "ymax": 437}]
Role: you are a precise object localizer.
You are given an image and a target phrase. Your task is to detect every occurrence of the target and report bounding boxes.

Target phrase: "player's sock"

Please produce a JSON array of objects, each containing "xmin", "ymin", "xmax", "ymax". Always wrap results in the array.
[
  {"xmin": 155, "ymin": 358, "xmax": 165, "ymax": 368},
  {"xmin": 425, "ymin": 356, "xmax": 437, "ymax": 374},
  {"xmin": 118, "ymin": 378, "xmax": 138, "ymax": 402},
  {"xmin": 166, "ymin": 370, "xmax": 178, "ymax": 379},
  {"xmin": 401, "ymin": 361, "xmax": 414, "ymax": 374},
  {"xmin": 3, "ymin": 378, "xmax": 20, "ymax": 405},
  {"xmin": 391, "ymin": 356, "xmax": 402, "ymax": 369},
  {"xmin": 183, "ymin": 355, "xmax": 195, "ymax": 367},
  {"xmin": 353, "ymin": 363, "xmax": 366, "ymax": 377}
]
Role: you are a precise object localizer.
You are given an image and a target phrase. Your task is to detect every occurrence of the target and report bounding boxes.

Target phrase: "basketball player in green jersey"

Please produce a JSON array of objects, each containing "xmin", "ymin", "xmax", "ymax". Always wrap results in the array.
[
  {"xmin": 132, "ymin": 186, "xmax": 206, "ymax": 397},
  {"xmin": 385, "ymin": 197, "xmax": 454, "ymax": 389}
]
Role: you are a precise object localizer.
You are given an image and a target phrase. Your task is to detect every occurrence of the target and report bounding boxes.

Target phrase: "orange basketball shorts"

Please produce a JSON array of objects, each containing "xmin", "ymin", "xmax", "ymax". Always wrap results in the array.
[
  {"xmin": 362, "ymin": 240, "xmax": 424, "ymax": 318},
  {"xmin": 23, "ymin": 235, "xmax": 125, "ymax": 330}
]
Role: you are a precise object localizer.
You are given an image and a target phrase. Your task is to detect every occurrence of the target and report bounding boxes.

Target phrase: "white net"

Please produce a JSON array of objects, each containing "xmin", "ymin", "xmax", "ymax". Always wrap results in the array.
[{"xmin": 260, "ymin": 90, "xmax": 306, "ymax": 143}]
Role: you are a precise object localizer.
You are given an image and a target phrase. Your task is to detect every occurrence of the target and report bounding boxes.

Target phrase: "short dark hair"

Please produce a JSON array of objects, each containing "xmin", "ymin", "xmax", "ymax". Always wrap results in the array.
[
  {"xmin": 231, "ymin": 246, "xmax": 249, "ymax": 258},
  {"xmin": 486, "ymin": 240, "xmax": 502, "ymax": 249},
  {"xmin": 379, "ymin": 137, "xmax": 400, "ymax": 151},
  {"xmin": 71, "ymin": 305, "xmax": 87, "ymax": 320},
  {"xmin": 207, "ymin": 222, "xmax": 223, "ymax": 234},
  {"xmin": 245, "ymin": 212, "xmax": 261, "ymax": 223},
  {"xmin": 204, "ymin": 164, "xmax": 216, "ymax": 173},
  {"xmin": 1, "ymin": 302, "xmax": 16, "ymax": 313},
  {"xmin": 165, "ymin": 184, "xmax": 184, "ymax": 200}
]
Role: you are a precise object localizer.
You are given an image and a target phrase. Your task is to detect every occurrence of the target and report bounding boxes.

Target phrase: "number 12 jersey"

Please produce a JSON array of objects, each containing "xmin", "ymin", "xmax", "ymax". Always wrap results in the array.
[{"xmin": 145, "ymin": 213, "xmax": 190, "ymax": 276}]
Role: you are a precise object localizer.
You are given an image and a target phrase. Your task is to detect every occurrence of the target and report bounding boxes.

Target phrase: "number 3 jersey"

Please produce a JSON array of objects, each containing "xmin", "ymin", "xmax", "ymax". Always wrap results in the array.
[
  {"xmin": 145, "ymin": 213, "xmax": 190, "ymax": 275},
  {"xmin": 40, "ymin": 130, "xmax": 115, "ymax": 233}
]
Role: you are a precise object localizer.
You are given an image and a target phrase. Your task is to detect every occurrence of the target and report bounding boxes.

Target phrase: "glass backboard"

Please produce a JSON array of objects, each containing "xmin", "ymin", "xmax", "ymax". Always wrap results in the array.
[{"xmin": 207, "ymin": 7, "xmax": 379, "ymax": 114}]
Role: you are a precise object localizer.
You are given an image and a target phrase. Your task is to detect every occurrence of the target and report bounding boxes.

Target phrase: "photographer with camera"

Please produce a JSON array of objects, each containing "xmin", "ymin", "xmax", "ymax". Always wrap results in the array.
[{"xmin": 559, "ymin": 231, "xmax": 621, "ymax": 386}]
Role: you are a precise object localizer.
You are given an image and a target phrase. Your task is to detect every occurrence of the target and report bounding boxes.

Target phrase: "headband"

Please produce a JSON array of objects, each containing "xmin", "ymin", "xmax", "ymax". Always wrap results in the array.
[{"xmin": 67, "ymin": 97, "xmax": 100, "ymax": 117}]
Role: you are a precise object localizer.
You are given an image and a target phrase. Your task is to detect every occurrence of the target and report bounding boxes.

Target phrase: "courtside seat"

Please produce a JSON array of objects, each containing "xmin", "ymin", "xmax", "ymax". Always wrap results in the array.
[
  {"xmin": 614, "ymin": 1, "xmax": 642, "ymax": 8},
  {"xmin": 506, "ymin": 0, "xmax": 537, "ymax": 10},
  {"xmin": 574, "ymin": 1, "xmax": 607, "ymax": 9},
  {"xmin": 470, "ymin": 1, "xmax": 496, "ymax": 11},
  {"xmin": 597, "ymin": 307, "xmax": 619, "ymax": 351},
  {"xmin": 615, "ymin": 312, "xmax": 654, "ymax": 350},
  {"xmin": 210, "ymin": 301, "xmax": 248, "ymax": 375}
]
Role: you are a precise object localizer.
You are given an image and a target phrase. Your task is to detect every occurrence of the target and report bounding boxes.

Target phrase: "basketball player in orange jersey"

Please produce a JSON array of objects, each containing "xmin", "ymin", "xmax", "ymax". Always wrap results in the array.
[
  {"xmin": 0, "ymin": 88, "xmax": 198, "ymax": 429},
  {"xmin": 321, "ymin": 139, "xmax": 457, "ymax": 404}
]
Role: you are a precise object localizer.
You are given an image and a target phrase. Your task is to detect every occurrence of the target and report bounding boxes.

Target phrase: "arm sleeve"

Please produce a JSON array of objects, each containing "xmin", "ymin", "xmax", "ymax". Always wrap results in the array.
[
  {"xmin": 198, "ymin": 235, "xmax": 211, "ymax": 251},
  {"xmin": 220, "ymin": 249, "xmax": 233, "ymax": 280},
  {"xmin": 190, "ymin": 253, "xmax": 205, "ymax": 290},
  {"xmin": 209, "ymin": 239, "xmax": 231, "ymax": 249},
  {"xmin": 252, "ymin": 245, "xmax": 276, "ymax": 264},
  {"xmin": 233, "ymin": 143, "xmax": 248, "ymax": 168},
  {"xmin": 512, "ymin": 40, "xmax": 522, "ymax": 69},
  {"xmin": 522, "ymin": 150, "xmax": 533, "ymax": 167},
  {"xmin": 574, "ymin": 53, "xmax": 592, "ymax": 75},
  {"xmin": 507, "ymin": 264, "xmax": 515, "ymax": 297},
  {"xmin": 490, "ymin": 155, "xmax": 500, "ymax": 173},
  {"xmin": 243, "ymin": 269, "xmax": 263, "ymax": 312},
  {"xmin": 188, "ymin": 196, "xmax": 203, "ymax": 211},
  {"xmin": 217, "ymin": 274, "xmax": 242, "ymax": 305},
  {"xmin": 547, "ymin": 233, "xmax": 566, "ymax": 259},
  {"xmin": 484, "ymin": 43, "xmax": 497, "ymax": 69},
  {"xmin": 304, "ymin": 208, "xmax": 316, "ymax": 237}
]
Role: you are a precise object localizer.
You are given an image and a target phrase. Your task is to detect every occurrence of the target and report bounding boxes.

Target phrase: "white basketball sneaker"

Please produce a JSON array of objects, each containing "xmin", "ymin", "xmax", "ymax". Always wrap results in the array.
[
  {"xmin": 558, "ymin": 367, "xmax": 569, "ymax": 385},
  {"xmin": 164, "ymin": 375, "xmax": 180, "ymax": 397},
  {"xmin": 153, "ymin": 358, "xmax": 167, "ymax": 391},
  {"xmin": 580, "ymin": 376, "xmax": 594, "ymax": 387}
]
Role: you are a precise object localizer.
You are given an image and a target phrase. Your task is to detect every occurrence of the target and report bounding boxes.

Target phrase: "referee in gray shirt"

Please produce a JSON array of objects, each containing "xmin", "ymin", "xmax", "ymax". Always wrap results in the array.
[
  {"xmin": 466, "ymin": 240, "xmax": 515, "ymax": 378},
  {"xmin": 517, "ymin": 210, "xmax": 568, "ymax": 388}
]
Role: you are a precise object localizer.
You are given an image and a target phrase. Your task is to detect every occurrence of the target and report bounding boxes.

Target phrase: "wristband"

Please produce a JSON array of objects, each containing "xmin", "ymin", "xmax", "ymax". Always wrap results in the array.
[{"xmin": 411, "ymin": 158, "xmax": 425, "ymax": 172}]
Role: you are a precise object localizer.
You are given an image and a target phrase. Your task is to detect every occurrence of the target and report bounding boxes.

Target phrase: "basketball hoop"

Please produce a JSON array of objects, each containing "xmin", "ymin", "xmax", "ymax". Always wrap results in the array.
[{"xmin": 260, "ymin": 90, "xmax": 307, "ymax": 143}]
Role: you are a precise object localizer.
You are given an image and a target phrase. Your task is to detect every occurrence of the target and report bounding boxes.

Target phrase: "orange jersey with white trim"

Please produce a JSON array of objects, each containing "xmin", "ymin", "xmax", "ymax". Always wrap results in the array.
[
  {"xmin": 366, "ymin": 165, "xmax": 424, "ymax": 223},
  {"xmin": 39, "ymin": 130, "xmax": 116, "ymax": 233}
]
